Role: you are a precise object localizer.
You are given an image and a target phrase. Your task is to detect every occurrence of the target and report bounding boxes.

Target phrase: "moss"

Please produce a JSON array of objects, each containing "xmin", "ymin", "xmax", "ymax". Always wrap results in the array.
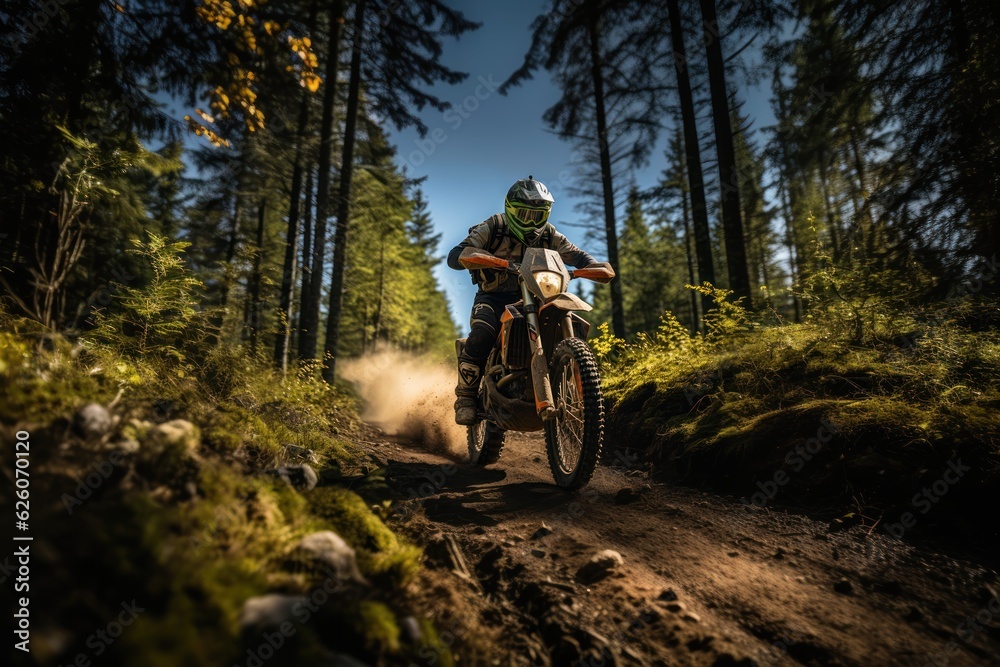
[
  {"xmin": 306, "ymin": 486, "xmax": 422, "ymax": 587},
  {"xmin": 601, "ymin": 303, "xmax": 1000, "ymax": 515},
  {"xmin": 356, "ymin": 600, "xmax": 402, "ymax": 653},
  {"xmin": 0, "ymin": 290, "xmax": 426, "ymax": 666},
  {"xmin": 0, "ymin": 327, "xmax": 111, "ymax": 422}
]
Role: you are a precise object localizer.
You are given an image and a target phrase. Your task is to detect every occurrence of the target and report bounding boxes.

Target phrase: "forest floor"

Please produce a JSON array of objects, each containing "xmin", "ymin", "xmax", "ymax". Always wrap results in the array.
[{"xmin": 365, "ymin": 428, "xmax": 1000, "ymax": 667}]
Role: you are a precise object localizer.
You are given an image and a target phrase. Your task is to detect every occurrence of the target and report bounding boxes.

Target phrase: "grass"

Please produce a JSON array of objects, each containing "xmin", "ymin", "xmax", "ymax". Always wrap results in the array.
[
  {"xmin": 599, "ymin": 292, "xmax": 1000, "ymax": 537},
  {"xmin": 0, "ymin": 303, "xmax": 442, "ymax": 666}
]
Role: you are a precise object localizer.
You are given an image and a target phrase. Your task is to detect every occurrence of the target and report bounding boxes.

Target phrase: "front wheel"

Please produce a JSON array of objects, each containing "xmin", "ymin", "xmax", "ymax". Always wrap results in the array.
[{"xmin": 544, "ymin": 338, "xmax": 604, "ymax": 490}]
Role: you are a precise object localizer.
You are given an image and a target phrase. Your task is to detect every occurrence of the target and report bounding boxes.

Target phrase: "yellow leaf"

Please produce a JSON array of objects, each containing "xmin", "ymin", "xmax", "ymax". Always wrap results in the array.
[{"xmin": 302, "ymin": 73, "xmax": 321, "ymax": 92}]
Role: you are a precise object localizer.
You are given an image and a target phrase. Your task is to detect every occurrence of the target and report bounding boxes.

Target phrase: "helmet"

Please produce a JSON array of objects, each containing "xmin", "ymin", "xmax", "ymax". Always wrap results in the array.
[{"xmin": 504, "ymin": 176, "xmax": 554, "ymax": 245}]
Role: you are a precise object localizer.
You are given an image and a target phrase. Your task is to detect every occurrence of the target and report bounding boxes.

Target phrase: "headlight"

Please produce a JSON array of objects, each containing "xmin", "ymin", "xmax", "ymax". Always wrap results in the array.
[{"xmin": 534, "ymin": 270, "xmax": 565, "ymax": 300}]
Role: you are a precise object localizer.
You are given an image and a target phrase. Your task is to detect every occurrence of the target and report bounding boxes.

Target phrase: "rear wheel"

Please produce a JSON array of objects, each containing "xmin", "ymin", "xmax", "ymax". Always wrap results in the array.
[
  {"xmin": 468, "ymin": 365, "xmax": 506, "ymax": 465},
  {"xmin": 468, "ymin": 419, "xmax": 505, "ymax": 465},
  {"xmin": 544, "ymin": 338, "xmax": 604, "ymax": 490}
]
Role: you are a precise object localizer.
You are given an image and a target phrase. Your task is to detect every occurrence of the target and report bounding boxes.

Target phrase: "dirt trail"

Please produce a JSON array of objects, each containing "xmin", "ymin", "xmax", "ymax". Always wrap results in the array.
[{"xmin": 365, "ymin": 429, "xmax": 1000, "ymax": 666}]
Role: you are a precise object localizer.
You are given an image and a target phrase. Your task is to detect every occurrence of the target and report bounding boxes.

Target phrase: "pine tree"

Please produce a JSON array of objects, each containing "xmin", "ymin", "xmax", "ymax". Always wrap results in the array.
[
  {"xmin": 699, "ymin": 0, "xmax": 752, "ymax": 305},
  {"xmin": 299, "ymin": 0, "xmax": 346, "ymax": 361},
  {"xmin": 407, "ymin": 187, "xmax": 442, "ymax": 267},
  {"xmin": 320, "ymin": 0, "xmax": 478, "ymax": 381}
]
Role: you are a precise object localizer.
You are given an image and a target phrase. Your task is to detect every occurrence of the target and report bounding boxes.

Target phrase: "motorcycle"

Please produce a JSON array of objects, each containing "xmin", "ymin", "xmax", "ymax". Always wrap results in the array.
[{"xmin": 456, "ymin": 246, "xmax": 616, "ymax": 490}]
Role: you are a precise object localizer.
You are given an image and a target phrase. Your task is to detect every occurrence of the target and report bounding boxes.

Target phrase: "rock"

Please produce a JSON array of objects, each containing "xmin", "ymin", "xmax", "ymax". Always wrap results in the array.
[
  {"xmin": 657, "ymin": 588, "xmax": 678, "ymax": 602},
  {"xmin": 239, "ymin": 594, "xmax": 307, "ymax": 635},
  {"xmin": 773, "ymin": 547, "xmax": 786, "ymax": 559},
  {"xmin": 284, "ymin": 444, "xmax": 319, "ymax": 464},
  {"xmin": 614, "ymin": 488, "xmax": 642, "ymax": 505},
  {"xmin": 575, "ymin": 550, "xmax": 624, "ymax": 584},
  {"xmin": 400, "ymin": 616, "xmax": 422, "ymax": 644},
  {"xmin": 149, "ymin": 419, "xmax": 200, "ymax": 455},
  {"xmin": 531, "ymin": 549, "xmax": 546, "ymax": 558},
  {"xmin": 664, "ymin": 601, "xmax": 687, "ymax": 613},
  {"xmin": 727, "ymin": 551, "xmax": 739, "ymax": 558},
  {"xmin": 138, "ymin": 420, "xmax": 201, "ymax": 478},
  {"xmin": 118, "ymin": 437, "xmax": 140, "ymax": 454},
  {"xmin": 271, "ymin": 464, "xmax": 319, "ymax": 491},
  {"xmin": 531, "ymin": 523, "xmax": 553, "ymax": 540},
  {"xmin": 833, "ymin": 578, "xmax": 853, "ymax": 595},
  {"xmin": 533, "ymin": 456, "xmax": 542, "ymax": 463},
  {"xmin": 682, "ymin": 611, "xmax": 701, "ymax": 623},
  {"xmin": 904, "ymin": 606, "xmax": 924, "ymax": 623},
  {"xmin": 291, "ymin": 531, "xmax": 366, "ymax": 585},
  {"xmin": 74, "ymin": 403, "xmax": 112, "ymax": 438}
]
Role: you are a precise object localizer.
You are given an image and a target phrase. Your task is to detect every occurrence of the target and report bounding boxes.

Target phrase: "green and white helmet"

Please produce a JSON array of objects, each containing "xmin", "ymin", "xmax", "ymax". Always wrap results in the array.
[{"xmin": 504, "ymin": 176, "xmax": 554, "ymax": 244}]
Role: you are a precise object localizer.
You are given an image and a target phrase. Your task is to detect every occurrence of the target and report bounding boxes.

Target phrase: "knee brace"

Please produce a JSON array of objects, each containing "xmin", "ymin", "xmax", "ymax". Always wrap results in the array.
[{"xmin": 464, "ymin": 324, "xmax": 497, "ymax": 364}]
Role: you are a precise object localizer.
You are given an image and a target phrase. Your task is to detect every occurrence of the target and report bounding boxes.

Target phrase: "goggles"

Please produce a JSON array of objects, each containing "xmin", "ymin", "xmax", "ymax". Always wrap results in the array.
[{"xmin": 509, "ymin": 203, "xmax": 551, "ymax": 225}]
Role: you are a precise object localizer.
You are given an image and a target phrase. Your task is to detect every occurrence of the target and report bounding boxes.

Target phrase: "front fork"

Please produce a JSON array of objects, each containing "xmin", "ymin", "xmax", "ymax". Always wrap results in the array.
[{"xmin": 522, "ymin": 283, "xmax": 558, "ymax": 421}]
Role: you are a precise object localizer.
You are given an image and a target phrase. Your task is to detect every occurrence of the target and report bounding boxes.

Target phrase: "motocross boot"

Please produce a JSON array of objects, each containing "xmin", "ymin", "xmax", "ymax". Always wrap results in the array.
[{"xmin": 454, "ymin": 355, "xmax": 482, "ymax": 426}]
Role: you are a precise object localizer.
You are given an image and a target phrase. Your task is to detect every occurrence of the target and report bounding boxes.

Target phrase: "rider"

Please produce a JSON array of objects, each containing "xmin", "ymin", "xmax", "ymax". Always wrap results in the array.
[{"xmin": 447, "ymin": 176, "xmax": 599, "ymax": 426}]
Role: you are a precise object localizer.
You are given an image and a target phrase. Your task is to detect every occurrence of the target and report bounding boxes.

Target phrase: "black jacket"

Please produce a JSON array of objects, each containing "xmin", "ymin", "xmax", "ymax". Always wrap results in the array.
[{"xmin": 447, "ymin": 214, "xmax": 597, "ymax": 293}]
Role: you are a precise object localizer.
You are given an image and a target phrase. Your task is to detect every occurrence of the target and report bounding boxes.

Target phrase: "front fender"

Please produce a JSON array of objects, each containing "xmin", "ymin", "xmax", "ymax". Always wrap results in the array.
[{"xmin": 540, "ymin": 292, "xmax": 593, "ymax": 313}]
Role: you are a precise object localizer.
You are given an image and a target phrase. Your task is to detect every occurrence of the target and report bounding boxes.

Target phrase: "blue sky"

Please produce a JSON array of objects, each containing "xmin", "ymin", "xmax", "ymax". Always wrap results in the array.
[
  {"xmin": 162, "ymin": 1, "xmax": 778, "ymax": 330},
  {"xmin": 388, "ymin": 1, "xmax": 777, "ymax": 328}
]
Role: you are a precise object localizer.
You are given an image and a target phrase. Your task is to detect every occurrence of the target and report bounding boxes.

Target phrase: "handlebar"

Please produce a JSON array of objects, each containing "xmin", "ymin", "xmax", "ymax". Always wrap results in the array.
[{"xmin": 460, "ymin": 248, "xmax": 616, "ymax": 284}]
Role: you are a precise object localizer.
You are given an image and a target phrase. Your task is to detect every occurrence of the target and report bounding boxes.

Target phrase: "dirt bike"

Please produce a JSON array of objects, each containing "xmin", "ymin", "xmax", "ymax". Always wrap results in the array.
[{"xmin": 456, "ymin": 246, "xmax": 616, "ymax": 490}]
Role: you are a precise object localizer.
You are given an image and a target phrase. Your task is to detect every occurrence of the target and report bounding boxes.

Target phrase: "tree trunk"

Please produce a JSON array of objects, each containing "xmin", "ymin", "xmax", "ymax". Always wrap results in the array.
[
  {"xmin": 773, "ymin": 76, "xmax": 803, "ymax": 320},
  {"xmin": 274, "ymin": 1, "xmax": 318, "ymax": 371},
  {"xmin": 678, "ymin": 161, "xmax": 701, "ymax": 333},
  {"xmin": 322, "ymin": 0, "xmax": 368, "ymax": 383},
  {"xmin": 299, "ymin": 0, "xmax": 346, "ymax": 361},
  {"xmin": 274, "ymin": 94, "xmax": 310, "ymax": 369},
  {"xmin": 373, "ymin": 235, "xmax": 385, "ymax": 347},
  {"xmin": 587, "ymin": 9, "xmax": 626, "ymax": 339},
  {"xmin": 220, "ymin": 192, "xmax": 241, "ymax": 308},
  {"xmin": 667, "ymin": 0, "xmax": 715, "ymax": 323},
  {"xmin": 248, "ymin": 199, "xmax": 267, "ymax": 353},
  {"xmin": 817, "ymin": 157, "xmax": 840, "ymax": 261},
  {"xmin": 699, "ymin": 0, "xmax": 752, "ymax": 305},
  {"xmin": 777, "ymin": 179, "xmax": 801, "ymax": 322},
  {"xmin": 298, "ymin": 166, "xmax": 315, "ymax": 339}
]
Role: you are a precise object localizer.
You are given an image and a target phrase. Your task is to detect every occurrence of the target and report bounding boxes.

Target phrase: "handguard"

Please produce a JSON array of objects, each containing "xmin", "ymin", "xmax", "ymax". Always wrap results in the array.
[
  {"xmin": 459, "ymin": 247, "xmax": 509, "ymax": 271},
  {"xmin": 572, "ymin": 262, "xmax": 616, "ymax": 284}
]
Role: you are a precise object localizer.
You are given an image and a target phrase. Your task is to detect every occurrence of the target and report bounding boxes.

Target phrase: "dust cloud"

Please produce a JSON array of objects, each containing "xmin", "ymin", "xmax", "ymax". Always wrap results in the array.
[{"xmin": 340, "ymin": 350, "xmax": 468, "ymax": 459}]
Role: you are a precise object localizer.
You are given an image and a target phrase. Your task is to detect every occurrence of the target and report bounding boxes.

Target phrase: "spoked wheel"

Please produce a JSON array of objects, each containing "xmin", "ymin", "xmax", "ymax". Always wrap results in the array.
[
  {"xmin": 544, "ymin": 338, "xmax": 604, "ymax": 490},
  {"xmin": 467, "ymin": 375, "xmax": 506, "ymax": 465},
  {"xmin": 468, "ymin": 420, "xmax": 505, "ymax": 465}
]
